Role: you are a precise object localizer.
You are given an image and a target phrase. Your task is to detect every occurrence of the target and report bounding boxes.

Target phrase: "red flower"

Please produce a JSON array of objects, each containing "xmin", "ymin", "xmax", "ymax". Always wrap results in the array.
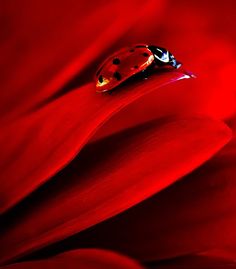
[{"xmin": 0, "ymin": 0, "xmax": 236, "ymax": 268}]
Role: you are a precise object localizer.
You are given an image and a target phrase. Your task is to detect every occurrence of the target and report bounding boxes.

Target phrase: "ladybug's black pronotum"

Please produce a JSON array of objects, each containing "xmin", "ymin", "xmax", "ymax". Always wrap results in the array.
[{"xmin": 95, "ymin": 44, "xmax": 182, "ymax": 92}]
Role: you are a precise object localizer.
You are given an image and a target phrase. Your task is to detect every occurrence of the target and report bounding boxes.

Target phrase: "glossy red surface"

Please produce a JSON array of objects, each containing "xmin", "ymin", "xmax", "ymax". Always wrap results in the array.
[{"xmin": 95, "ymin": 45, "xmax": 154, "ymax": 92}]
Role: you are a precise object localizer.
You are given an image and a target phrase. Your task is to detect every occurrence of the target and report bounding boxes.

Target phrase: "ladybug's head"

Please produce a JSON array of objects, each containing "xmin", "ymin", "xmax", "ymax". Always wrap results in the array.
[{"xmin": 148, "ymin": 46, "xmax": 182, "ymax": 69}]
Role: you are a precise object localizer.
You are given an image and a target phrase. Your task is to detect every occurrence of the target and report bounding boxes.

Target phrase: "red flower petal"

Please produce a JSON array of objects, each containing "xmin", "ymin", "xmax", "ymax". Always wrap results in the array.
[
  {"xmin": 201, "ymin": 248, "xmax": 236, "ymax": 263},
  {"xmin": 0, "ymin": 249, "xmax": 143, "ymax": 269},
  {"xmin": 0, "ymin": 71, "xmax": 188, "ymax": 213},
  {"xmin": 0, "ymin": 117, "xmax": 231, "ymax": 264},
  {"xmin": 149, "ymin": 1, "xmax": 236, "ymax": 120},
  {"xmin": 90, "ymin": 79, "xmax": 196, "ymax": 142},
  {"xmin": 71, "ymin": 132, "xmax": 236, "ymax": 262},
  {"xmin": 0, "ymin": 0, "xmax": 161, "ymax": 123},
  {"xmin": 147, "ymin": 254, "xmax": 236, "ymax": 269}
]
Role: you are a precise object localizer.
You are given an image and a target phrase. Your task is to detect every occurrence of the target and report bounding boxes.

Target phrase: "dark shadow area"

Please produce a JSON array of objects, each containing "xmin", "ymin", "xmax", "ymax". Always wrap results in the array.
[{"xmin": 0, "ymin": 116, "xmax": 171, "ymax": 234}]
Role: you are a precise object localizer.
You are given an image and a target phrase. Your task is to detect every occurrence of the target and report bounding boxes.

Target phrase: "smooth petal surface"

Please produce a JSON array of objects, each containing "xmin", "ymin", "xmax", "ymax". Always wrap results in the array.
[
  {"xmin": 115, "ymin": 1, "xmax": 236, "ymax": 122},
  {"xmin": 153, "ymin": 1, "xmax": 236, "ymax": 120},
  {"xmin": 0, "ymin": 71, "xmax": 189, "ymax": 213},
  {"xmin": 0, "ymin": 0, "xmax": 162, "ymax": 123},
  {"xmin": 90, "ymin": 79, "xmax": 196, "ymax": 142},
  {"xmin": 69, "ymin": 131, "xmax": 236, "ymax": 262},
  {"xmin": 0, "ymin": 249, "xmax": 143, "ymax": 269},
  {"xmin": 147, "ymin": 254, "xmax": 236, "ymax": 269},
  {"xmin": 91, "ymin": 0, "xmax": 236, "ymax": 141},
  {"xmin": 0, "ymin": 117, "xmax": 231, "ymax": 264}
]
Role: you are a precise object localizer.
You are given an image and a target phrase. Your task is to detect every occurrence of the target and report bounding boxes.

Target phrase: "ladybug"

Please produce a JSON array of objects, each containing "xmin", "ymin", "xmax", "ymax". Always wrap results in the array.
[{"xmin": 95, "ymin": 44, "xmax": 182, "ymax": 93}]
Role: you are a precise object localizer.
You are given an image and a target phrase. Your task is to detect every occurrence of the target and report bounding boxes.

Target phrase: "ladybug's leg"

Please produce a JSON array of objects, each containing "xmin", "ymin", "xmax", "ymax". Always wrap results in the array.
[
  {"xmin": 141, "ymin": 62, "xmax": 156, "ymax": 79},
  {"xmin": 140, "ymin": 69, "xmax": 149, "ymax": 79}
]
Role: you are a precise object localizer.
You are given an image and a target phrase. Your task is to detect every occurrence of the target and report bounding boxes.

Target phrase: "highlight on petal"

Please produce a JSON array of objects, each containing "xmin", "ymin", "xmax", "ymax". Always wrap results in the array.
[
  {"xmin": 0, "ymin": 70, "xmax": 189, "ymax": 213},
  {"xmin": 201, "ymin": 248, "xmax": 236, "ymax": 263},
  {"xmin": 0, "ymin": 116, "xmax": 231, "ymax": 264},
  {"xmin": 90, "ymin": 78, "xmax": 196, "ymax": 142},
  {"xmin": 0, "ymin": 249, "xmax": 143, "ymax": 269}
]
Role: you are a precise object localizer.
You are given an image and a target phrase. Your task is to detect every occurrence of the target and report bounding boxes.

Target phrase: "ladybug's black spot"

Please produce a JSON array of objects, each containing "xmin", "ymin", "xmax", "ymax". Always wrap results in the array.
[
  {"xmin": 134, "ymin": 65, "xmax": 139, "ymax": 69},
  {"xmin": 112, "ymin": 58, "xmax": 121, "ymax": 65},
  {"xmin": 98, "ymin": 75, "xmax": 103, "ymax": 83},
  {"xmin": 129, "ymin": 48, "xmax": 135, "ymax": 53},
  {"xmin": 113, "ymin": 72, "xmax": 122, "ymax": 81},
  {"xmin": 142, "ymin": 52, "xmax": 149, "ymax": 57}
]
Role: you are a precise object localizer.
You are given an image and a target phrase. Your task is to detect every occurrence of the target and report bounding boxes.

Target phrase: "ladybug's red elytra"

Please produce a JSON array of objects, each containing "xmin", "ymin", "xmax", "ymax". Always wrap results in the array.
[{"xmin": 95, "ymin": 44, "xmax": 182, "ymax": 93}]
